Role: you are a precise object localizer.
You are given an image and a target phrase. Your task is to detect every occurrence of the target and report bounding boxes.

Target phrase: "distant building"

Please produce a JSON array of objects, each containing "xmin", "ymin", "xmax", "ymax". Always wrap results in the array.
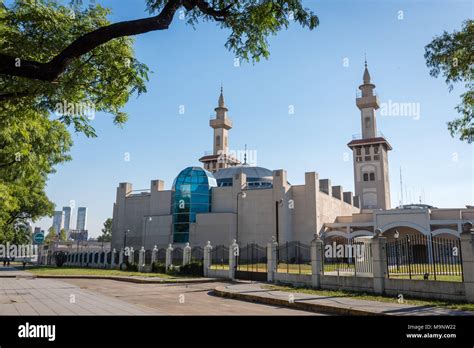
[
  {"xmin": 76, "ymin": 207, "xmax": 88, "ymax": 230},
  {"xmin": 62, "ymin": 206, "xmax": 72, "ymax": 232},
  {"xmin": 52, "ymin": 211, "xmax": 64, "ymax": 234},
  {"xmin": 68, "ymin": 229, "xmax": 88, "ymax": 241}
]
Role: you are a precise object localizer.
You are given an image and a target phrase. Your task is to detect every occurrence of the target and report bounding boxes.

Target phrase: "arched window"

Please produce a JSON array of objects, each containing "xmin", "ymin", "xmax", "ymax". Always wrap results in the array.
[{"xmin": 215, "ymin": 135, "xmax": 221, "ymax": 147}]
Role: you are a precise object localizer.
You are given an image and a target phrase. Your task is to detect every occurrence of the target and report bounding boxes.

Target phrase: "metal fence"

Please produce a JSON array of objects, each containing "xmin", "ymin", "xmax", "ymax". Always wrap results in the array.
[
  {"xmin": 172, "ymin": 247, "xmax": 183, "ymax": 266},
  {"xmin": 386, "ymin": 234, "xmax": 463, "ymax": 281},
  {"xmin": 236, "ymin": 243, "xmax": 267, "ymax": 273},
  {"xmin": 277, "ymin": 241, "xmax": 311, "ymax": 274},
  {"xmin": 211, "ymin": 245, "xmax": 229, "ymax": 270},
  {"xmin": 191, "ymin": 246, "xmax": 204, "ymax": 262},
  {"xmin": 322, "ymin": 237, "xmax": 373, "ymax": 277},
  {"xmin": 157, "ymin": 248, "xmax": 166, "ymax": 263}
]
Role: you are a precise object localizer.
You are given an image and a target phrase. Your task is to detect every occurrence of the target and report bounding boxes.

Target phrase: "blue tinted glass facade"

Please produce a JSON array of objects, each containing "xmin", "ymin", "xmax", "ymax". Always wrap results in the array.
[{"xmin": 172, "ymin": 167, "xmax": 217, "ymax": 243}]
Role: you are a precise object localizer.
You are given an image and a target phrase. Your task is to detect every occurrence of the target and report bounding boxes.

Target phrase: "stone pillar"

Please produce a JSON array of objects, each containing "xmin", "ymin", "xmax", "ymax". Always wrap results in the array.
[
  {"xmin": 229, "ymin": 239, "xmax": 238, "ymax": 280},
  {"xmin": 102, "ymin": 252, "xmax": 107, "ymax": 269},
  {"xmin": 138, "ymin": 247, "xmax": 145, "ymax": 272},
  {"xmin": 371, "ymin": 231, "xmax": 388, "ymax": 294},
  {"xmin": 461, "ymin": 223, "xmax": 474, "ymax": 302},
  {"xmin": 311, "ymin": 235, "xmax": 323, "ymax": 288},
  {"xmin": 111, "ymin": 249, "xmax": 116, "ymax": 269},
  {"xmin": 267, "ymin": 237, "xmax": 278, "ymax": 282},
  {"xmin": 183, "ymin": 242, "xmax": 191, "ymax": 266},
  {"xmin": 203, "ymin": 241, "xmax": 212, "ymax": 277},
  {"xmin": 151, "ymin": 245, "xmax": 158, "ymax": 264},
  {"xmin": 166, "ymin": 244, "xmax": 173, "ymax": 270},
  {"xmin": 119, "ymin": 249, "xmax": 124, "ymax": 268},
  {"xmin": 129, "ymin": 247, "xmax": 135, "ymax": 265}
]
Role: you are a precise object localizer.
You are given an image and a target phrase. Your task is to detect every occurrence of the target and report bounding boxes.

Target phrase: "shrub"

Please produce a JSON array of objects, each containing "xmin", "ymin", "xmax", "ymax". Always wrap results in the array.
[
  {"xmin": 125, "ymin": 261, "xmax": 138, "ymax": 272},
  {"xmin": 152, "ymin": 261, "xmax": 166, "ymax": 274},
  {"xmin": 55, "ymin": 252, "xmax": 67, "ymax": 267},
  {"xmin": 179, "ymin": 261, "xmax": 204, "ymax": 276}
]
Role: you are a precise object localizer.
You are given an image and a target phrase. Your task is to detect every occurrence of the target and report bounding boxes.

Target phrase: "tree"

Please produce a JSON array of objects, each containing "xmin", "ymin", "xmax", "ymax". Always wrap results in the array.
[
  {"xmin": 59, "ymin": 228, "xmax": 67, "ymax": 241},
  {"xmin": 424, "ymin": 19, "xmax": 473, "ymax": 143},
  {"xmin": 98, "ymin": 218, "xmax": 112, "ymax": 242},
  {"xmin": 45, "ymin": 226, "xmax": 57, "ymax": 244},
  {"xmin": 0, "ymin": 0, "xmax": 318, "ymax": 240}
]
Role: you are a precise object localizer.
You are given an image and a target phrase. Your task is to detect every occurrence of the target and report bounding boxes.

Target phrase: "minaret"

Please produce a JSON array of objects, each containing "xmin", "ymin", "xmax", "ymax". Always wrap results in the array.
[
  {"xmin": 199, "ymin": 87, "xmax": 240, "ymax": 172},
  {"xmin": 212, "ymin": 87, "xmax": 231, "ymax": 155},
  {"xmin": 348, "ymin": 61, "xmax": 392, "ymax": 210}
]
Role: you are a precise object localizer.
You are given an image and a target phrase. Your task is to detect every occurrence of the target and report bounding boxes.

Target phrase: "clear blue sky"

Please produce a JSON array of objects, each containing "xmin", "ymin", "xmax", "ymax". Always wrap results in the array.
[{"xmin": 35, "ymin": 0, "xmax": 473, "ymax": 237}]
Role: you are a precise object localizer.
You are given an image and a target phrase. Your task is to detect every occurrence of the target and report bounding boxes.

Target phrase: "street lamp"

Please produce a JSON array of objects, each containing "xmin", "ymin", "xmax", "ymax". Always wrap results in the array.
[
  {"xmin": 144, "ymin": 216, "xmax": 152, "ymax": 249},
  {"xmin": 394, "ymin": 229, "xmax": 400, "ymax": 272},
  {"xmin": 123, "ymin": 229, "xmax": 130, "ymax": 250},
  {"xmin": 236, "ymin": 191, "xmax": 246, "ymax": 243}
]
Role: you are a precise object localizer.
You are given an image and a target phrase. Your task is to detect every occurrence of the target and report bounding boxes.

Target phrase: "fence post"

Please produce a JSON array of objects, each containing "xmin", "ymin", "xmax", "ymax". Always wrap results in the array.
[
  {"xmin": 267, "ymin": 237, "xmax": 278, "ymax": 282},
  {"xmin": 183, "ymin": 242, "xmax": 192, "ymax": 266},
  {"xmin": 461, "ymin": 222, "xmax": 474, "ymax": 302},
  {"xmin": 119, "ymin": 249, "xmax": 124, "ymax": 268},
  {"xmin": 229, "ymin": 239, "xmax": 238, "ymax": 280},
  {"xmin": 138, "ymin": 246, "xmax": 145, "ymax": 272},
  {"xmin": 151, "ymin": 245, "xmax": 157, "ymax": 265},
  {"xmin": 371, "ymin": 230, "xmax": 388, "ymax": 294},
  {"xmin": 311, "ymin": 235, "xmax": 323, "ymax": 288},
  {"xmin": 166, "ymin": 244, "xmax": 173, "ymax": 270},
  {"xmin": 129, "ymin": 247, "xmax": 135, "ymax": 266},
  {"xmin": 203, "ymin": 241, "xmax": 213, "ymax": 277},
  {"xmin": 111, "ymin": 249, "xmax": 116, "ymax": 269},
  {"xmin": 102, "ymin": 252, "xmax": 107, "ymax": 269}
]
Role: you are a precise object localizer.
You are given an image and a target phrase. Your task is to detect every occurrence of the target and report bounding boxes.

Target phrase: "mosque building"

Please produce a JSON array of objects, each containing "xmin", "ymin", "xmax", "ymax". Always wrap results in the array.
[{"xmin": 111, "ymin": 64, "xmax": 474, "ymax": 251}]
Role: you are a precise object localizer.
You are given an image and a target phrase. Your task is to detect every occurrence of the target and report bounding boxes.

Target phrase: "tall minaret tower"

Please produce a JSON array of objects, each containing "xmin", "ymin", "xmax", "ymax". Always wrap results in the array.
[
  {"xmin": 199, "ymin": 87, "xmax": 240, "ymax": 172},
  {"xmin": 348, "ymin": 61, "xmax": 392, "ymax": 210}
]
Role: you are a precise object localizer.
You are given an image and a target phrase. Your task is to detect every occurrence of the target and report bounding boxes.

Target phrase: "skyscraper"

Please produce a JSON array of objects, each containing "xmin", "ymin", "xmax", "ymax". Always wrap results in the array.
[
  {"xmin": 76, "ymin": 207, "xmax": 88, "ymax": 230},
  {"xmin": 52, "ymin": 211, "xmax": 64, "ymax": 234},
  {"xmin": 62, "ymin": 206, "xmax": 72, "ymax": 231}
]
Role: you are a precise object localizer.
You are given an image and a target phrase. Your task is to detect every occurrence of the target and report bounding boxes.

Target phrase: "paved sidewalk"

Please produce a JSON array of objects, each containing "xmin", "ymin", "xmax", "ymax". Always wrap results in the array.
[
  {"xmin": 214, "ymin": 282, "xmax": 474, "ymax": 316},
  {"xmin": 0, "ymin": 276, "xmax": 158, "ymax": 315},
  {"xmin": 0, "ymin": 266, "xmax": 220, "ymax": 284}
]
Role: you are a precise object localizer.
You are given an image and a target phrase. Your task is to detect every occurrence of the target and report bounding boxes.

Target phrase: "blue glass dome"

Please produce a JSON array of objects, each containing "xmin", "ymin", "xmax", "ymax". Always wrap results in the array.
[{"xmin": 172, "ymin": 167, "xmax": 217, "ymax": 243}]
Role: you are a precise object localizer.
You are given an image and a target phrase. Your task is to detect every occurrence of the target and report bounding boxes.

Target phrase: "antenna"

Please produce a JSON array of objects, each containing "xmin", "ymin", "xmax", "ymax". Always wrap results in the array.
[{"xmin": 244, "ymin": 144, "xmax": 247, "ymax": 165}]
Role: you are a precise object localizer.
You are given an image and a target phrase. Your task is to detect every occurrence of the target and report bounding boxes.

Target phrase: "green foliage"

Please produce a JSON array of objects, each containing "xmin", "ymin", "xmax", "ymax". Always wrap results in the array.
[
  {"xmin": 125, "ymin": 261, "xmax": 138, "ymax": 272},
  {"xmin": 146, "ymin": 0, "xmax": 318, "ymax": 63},
  {"xmin": 0, "ymin": 0, "xmax": 147, "ymax": 241},
  {"xmin": 54, "ymin": 251, "xmax": 67, "ymax": 267},
  {"xmin": 179, "ymin": 261, "xmax": 203, "ymax": 276},
  {"xmin": 59, "ymin": 228, "xmax": 67, "ymax": 241},
  {"xmin": 44, "ymin": 226, "xmax": 57, "ymax": 244},
  {"xmin": 152, "ymin": 261, "xmax": 167, "ymax": 273},
  {"xmin": 424, "ymin": 19, "xmax": 473, "ymax": 142},
  {"xmin": 0, "ymin": 0, "xmax": 149, "ymax": 137},
  {"xmin": 151, "ymin": 261, "xmax": 203, "ymax": 276},
  {"xmin": 98, "ymin": 218, "xmax": 112, "ymax": 242}
]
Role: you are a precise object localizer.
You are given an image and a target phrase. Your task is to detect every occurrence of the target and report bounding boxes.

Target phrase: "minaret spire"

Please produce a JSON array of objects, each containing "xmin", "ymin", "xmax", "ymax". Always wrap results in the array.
[{"xmin": 218, "ymin": 85, "xmax": 225, "ymax": 108}]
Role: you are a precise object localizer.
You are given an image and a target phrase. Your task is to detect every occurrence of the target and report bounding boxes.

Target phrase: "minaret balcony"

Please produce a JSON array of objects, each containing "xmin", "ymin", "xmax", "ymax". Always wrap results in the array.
[
  {"xmin": 210, "ymin": 118, "xmax": 232, "ymax": 130},
  {"xmin": 356, "ymin": 95, "xmax": 380, "ymax": 110}
]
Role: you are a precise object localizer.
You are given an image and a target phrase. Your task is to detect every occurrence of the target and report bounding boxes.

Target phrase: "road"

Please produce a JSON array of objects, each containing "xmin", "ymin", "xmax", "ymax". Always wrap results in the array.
[{"xmin": 60, "ymin": 278, "xmax": 324, "ymax": 315}]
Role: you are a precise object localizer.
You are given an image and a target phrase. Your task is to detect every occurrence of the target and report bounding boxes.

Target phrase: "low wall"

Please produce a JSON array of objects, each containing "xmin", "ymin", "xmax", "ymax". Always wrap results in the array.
[
  {"xmin": 207, "ymin": 268, "xmax": 229, "ymax": 279},
  {"xmin": 274, "ymin": 272, "xmax": 312, "ymax": 287},
  {"xmin": 320, "ymin": 275, "xmax": 374, "ymax": 292},
  {"xmin": 385, "ymin": 278, "xmax": 465, "ymax": 302}
]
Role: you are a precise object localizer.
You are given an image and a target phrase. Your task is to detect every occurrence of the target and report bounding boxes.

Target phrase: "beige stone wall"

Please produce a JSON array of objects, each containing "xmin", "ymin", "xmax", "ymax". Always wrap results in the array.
[{"xmin": 317, "ymin": 191, "xmax": 360, "ymax": 236}]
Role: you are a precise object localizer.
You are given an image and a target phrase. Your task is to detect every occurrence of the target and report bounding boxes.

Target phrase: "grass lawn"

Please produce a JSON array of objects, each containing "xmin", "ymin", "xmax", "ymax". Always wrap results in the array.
[
  {"xmin": 19, "ymin": 265, "xmax": 175, "ymax": 278},
  {"xmin": 263, "ymin": 284, "xmax": 474, "ymax": 312}
]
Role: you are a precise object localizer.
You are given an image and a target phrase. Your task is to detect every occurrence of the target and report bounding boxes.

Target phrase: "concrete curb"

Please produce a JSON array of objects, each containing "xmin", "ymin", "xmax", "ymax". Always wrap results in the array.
[
  {"xmin": 0, "ymin": 273, "xmax": 222, "ymax": 284},
  {"xmin": 213, "ymin": 286, "xmax": 384, "ymax": 316}
]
